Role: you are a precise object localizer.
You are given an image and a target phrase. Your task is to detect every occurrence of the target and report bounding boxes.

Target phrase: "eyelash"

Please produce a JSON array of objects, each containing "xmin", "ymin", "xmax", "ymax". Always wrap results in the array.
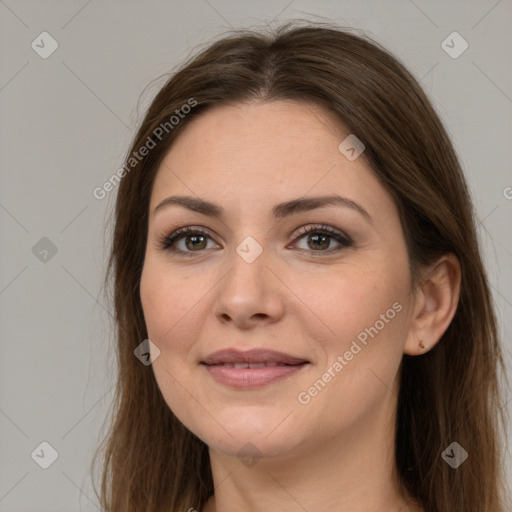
[{"xmin": 158, "ymin": 224, "xmax": 353, "ymax": 257}]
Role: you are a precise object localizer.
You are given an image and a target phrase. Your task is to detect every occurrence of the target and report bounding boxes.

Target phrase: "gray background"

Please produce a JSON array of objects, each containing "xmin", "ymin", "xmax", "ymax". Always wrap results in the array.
[{"xmin": 1, "ymin": 1, "xmax": 511, "ymax": 510}]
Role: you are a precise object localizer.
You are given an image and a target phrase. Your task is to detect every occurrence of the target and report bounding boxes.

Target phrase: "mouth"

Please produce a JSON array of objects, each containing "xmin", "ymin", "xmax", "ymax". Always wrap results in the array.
[{"xmin": 200, "ymin": 349, "xmax": 310, "ymax": 389}]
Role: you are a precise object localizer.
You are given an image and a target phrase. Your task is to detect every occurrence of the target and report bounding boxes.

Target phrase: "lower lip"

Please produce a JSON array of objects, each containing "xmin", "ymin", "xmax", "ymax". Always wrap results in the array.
[{"xmin": 202, "ymin": 363, "xmax": 308, "ymax": 389}]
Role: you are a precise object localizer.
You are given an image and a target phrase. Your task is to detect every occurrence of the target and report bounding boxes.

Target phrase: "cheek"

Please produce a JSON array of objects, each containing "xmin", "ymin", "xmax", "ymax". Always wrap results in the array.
[
  {"xmin": 139, "ymin": 258, "xmax": 215, "ymax": 386},
  {"xmin": 139, "ymin": 261, "xmax": 205, "ymax": 423},
  {"xmin": 335, "ymin": 269, "xmax": 409, "ymax": 371},
  {"xmin": 140, "ymin": 265, "xmax": 168, "ymax": 339},
  {"xmin": 292, "ymin": 259, "xmax": 411, "ymax": 400},
  {"xmin": 289, "ymin": 271, "xmax": 410, "ymax": 436},
  {"xmin": 140, "ymin": 258, "xmax": 195, "ymax": 343},
  {"xmin": 295, "ymin": 261, "xmax": 408, "ymax": 343}
]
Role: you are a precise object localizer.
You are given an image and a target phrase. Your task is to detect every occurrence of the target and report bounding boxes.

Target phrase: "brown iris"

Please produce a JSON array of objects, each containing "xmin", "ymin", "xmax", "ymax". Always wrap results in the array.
[
  {"xmin": 185, "ymin": 234, "xmax": 207, "ymax": 251},
  {"xmin": 307, "ymin": 233, "xmax": 330, "ymax": 250}
]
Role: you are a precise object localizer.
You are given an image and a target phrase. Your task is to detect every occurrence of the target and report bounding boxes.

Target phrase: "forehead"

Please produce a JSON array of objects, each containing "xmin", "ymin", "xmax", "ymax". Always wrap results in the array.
[
  {"xmin": 149, "ymin": 100, "xmax": 394, "ymax": 224},
  {"xmin": 163, "ymin": 99, "xmax": 349, "ymax": 167}
]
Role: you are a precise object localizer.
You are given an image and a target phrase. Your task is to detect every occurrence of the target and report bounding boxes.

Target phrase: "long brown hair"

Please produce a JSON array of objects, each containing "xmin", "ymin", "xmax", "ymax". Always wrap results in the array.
[{"xmin": 91, "ymin": 21, "xmax": 510, "ymax": 512}]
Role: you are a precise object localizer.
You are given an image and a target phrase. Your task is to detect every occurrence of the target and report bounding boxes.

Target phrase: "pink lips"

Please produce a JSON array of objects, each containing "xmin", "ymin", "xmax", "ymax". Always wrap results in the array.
[{"xmin": 201, "ymin": 348, "xmax": 309, "ymax": 389}]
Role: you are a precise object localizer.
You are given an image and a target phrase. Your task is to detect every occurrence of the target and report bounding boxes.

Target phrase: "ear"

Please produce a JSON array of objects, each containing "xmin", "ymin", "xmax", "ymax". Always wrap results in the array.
[{"xmin": 404, "ymin": 253, "xmax": 461, "ymax": 356}]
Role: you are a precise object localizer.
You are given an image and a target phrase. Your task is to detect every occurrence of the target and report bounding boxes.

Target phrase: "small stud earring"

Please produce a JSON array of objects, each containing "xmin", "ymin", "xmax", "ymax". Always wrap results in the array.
[{"xmin": 419, "ymin": 340, "xmax": 425, "ymax": 349}]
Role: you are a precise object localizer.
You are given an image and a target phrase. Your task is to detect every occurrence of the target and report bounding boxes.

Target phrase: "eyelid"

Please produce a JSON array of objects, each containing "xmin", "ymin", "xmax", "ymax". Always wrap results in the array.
[{"xmin": 291, "ymin": 223, "xmax": 352, "ymax": 243}]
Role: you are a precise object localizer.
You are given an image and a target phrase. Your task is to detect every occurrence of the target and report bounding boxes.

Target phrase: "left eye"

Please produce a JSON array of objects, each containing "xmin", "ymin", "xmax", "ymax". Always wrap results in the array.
[{"xmin": 291, "ymin": 225, "xmax": 353, "ymax": 253}]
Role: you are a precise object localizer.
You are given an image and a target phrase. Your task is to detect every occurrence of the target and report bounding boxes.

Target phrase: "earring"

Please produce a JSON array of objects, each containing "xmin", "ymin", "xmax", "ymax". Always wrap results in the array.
[{"xmin": 419, "ymin": 339, "xmax": 425, "ymax": 349}]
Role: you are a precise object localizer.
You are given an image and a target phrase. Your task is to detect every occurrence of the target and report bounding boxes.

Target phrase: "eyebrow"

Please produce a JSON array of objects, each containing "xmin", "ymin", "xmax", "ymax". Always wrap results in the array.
[{"xmin": 153, "ymin": 194, "xmax": 372, "ymax": 223}]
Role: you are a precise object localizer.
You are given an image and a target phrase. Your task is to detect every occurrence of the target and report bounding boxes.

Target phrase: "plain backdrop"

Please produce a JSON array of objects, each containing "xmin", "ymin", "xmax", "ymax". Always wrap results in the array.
[{"xmin": 1, "ymin": 1, "xmax": 511, "ymax": 510}]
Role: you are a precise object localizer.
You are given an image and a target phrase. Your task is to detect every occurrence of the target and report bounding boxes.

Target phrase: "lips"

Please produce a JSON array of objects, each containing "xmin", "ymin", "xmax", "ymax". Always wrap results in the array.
[
  {"xmin": 201, "ymin": 348, "xmax": 309, "ymax": 366},
  {"xmin": 201, "ymin": 348, "xmax": 310, "ymax": 389}
]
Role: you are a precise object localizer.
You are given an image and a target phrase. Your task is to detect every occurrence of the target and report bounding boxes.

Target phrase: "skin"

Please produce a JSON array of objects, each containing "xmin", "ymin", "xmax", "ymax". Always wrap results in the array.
[{"xmin": 139, "ymin": 100, "xmax": 460, "ymax": 512}]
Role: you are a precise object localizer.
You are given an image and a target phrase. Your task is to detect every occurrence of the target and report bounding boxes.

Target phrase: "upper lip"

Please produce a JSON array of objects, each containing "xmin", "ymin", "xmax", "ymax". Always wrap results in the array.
[{"xmin": 201, "ymin": 349, "xmax": 309, "ymax": 365}]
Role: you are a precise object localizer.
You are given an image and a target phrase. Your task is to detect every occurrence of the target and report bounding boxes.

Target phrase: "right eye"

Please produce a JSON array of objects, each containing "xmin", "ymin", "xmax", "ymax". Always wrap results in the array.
[{"xmin": 158, "ymin": 226, "xmax": 220, "ymax": 256}]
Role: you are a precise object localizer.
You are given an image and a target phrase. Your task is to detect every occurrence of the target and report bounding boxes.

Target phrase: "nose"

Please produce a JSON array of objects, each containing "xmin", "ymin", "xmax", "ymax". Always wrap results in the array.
[{"xmin": 212, "ymin": 244, "xmax": 286, "ymax": 330}]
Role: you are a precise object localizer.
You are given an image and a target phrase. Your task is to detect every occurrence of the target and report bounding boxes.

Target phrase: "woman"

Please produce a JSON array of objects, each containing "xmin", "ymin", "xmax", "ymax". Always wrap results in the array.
[{"xmin": 92, "ymin": 22, "xmax": 510, "ymax": 512}]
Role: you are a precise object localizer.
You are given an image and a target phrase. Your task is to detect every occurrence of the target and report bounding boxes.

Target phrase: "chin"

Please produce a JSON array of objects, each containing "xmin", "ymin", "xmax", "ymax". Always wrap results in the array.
[
  {"xmin": 187, "ymin": 411, "xmax": 308, "ymax": 462},
  {"xmin": 205, "ymin": 431, "xmax": 301, "ymax": 462}
]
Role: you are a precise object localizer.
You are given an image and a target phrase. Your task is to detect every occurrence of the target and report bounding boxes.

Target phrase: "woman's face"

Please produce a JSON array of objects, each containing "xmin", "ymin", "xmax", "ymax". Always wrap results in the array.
[{"xmin": 140, "ymin": 100, "xmax": 416, "ymax": 461}]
